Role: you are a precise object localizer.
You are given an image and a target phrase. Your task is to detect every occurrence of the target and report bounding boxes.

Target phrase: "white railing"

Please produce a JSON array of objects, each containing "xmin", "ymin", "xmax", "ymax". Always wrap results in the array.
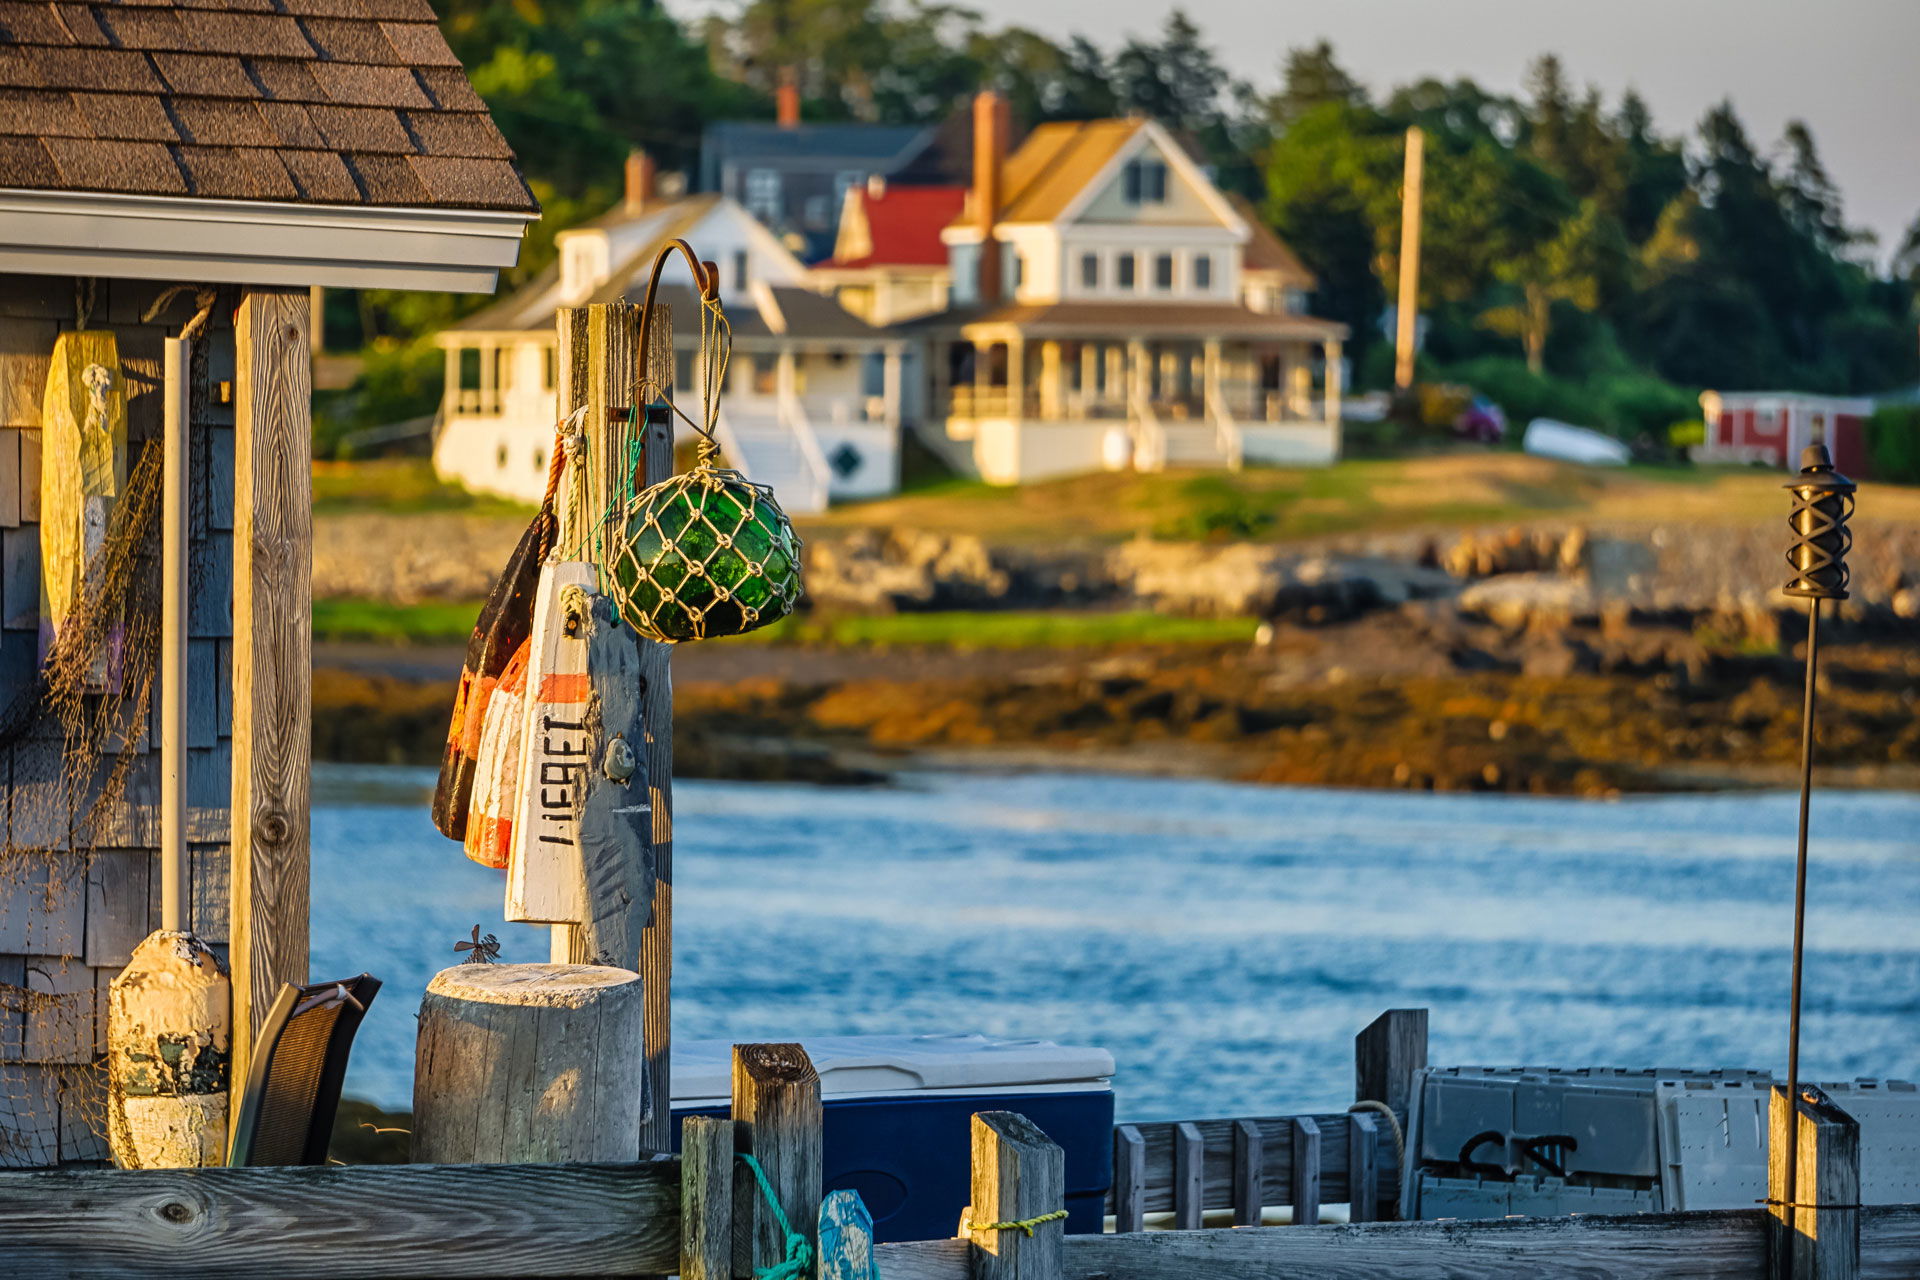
[
  {"xmin": 1128, "ymin": 382, "xmax": 1168, "ymax": 472},
  {"xmin": 1206, "ymin": 384, "xmax": 1244, "ymax": 470},
  {"xmin": 778, "ymin": 391, "xmax": 833, "ymax": 512}
]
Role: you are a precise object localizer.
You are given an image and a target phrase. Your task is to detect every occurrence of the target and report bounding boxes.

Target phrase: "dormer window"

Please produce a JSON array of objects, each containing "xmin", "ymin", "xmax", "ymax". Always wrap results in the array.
[
  {"xmin": 560, "ymin": 234, "xmax": 610, "ymax": 302},
  {"xmin": 1123, "ymin": 158, "xmax": 1168, "ymax": 204},
  {"xmin": 1080, "ymin": 252, "xmax": 1100, "ymax": 289}
]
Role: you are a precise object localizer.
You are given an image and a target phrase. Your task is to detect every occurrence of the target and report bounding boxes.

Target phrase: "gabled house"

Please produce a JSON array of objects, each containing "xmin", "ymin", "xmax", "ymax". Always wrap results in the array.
[
  {"xmin": 814, "ymin": 177, "xmax": 967, "ymax": 326},
  {"xmin": 435, "ymin": 154, "xmax": 909, "ymax": 512},
  {"xmin": 918, "ymin": 94, "xmax": 1347, "ymax": 485}
]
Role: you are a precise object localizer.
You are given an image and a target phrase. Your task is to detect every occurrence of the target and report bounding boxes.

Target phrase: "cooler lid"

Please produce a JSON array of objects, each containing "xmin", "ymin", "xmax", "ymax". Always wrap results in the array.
[{"xmin": 671, "ymin": 1033, "xmax": 1115, "ymax": 1104}]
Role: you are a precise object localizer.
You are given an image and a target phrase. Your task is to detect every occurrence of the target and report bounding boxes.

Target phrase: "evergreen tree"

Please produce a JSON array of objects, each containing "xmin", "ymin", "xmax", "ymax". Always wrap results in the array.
[{"xmin": 1267, "ymin": 40, "xmax": 1365, "ymax": 129}]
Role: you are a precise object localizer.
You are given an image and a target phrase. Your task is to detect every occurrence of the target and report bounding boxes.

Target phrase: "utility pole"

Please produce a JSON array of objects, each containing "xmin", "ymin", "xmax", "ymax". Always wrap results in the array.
[{"xmin": 1394, "ymin": 126, "xmax": 1424, "ymax": 391}]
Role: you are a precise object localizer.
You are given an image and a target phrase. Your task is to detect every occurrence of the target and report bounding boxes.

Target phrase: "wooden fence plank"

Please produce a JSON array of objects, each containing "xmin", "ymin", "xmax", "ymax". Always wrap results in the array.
[
  {"xmin": 1862, "ymin": 1205, "xmax": 1920, "ymax": 1280},
  {"xmin": 1172, "ymin": 1121, "xmax": 1204, "ymax": 1231},
  {"xmin": 1230, "ymin": 1118, "xmax": 1261, "ymax": 1227},
  {"xmin": 1110, "ymin": 1111, "xmax": 1369, "ymax": 1215},
  {"xmin": 872, "ymin": 1238, "xmax": 968, "ymax": 1280},
  {"xmin": 228, "ymin": 287, "xmax": 311, "ymax": 1104},
  {"xmin": 0, "ymin": 1160, "xmax": 682, "ymax": 1277},
  {"xmin": 1349, "ymin": 1110, "xmax": 1380, "ymax": 1224},
  {"xmin": 1054, "ymin": 1211, "xmax": 1768, "ymax": 1279},
  {"xmin": 1770, "ymin": 1085, "xmax": 1860, "ymax": 1280},
  {"xmin": 1113, "ymin": 1124, "xmax": 1145, "ymax": 1234},
  {"xmin": 679, "ymin": 1115, "xmax": 733, "ymax": 1280},
  {"xmin": 1292, "ymin": 1116, "xmax": 1322, "ymax": 1227}
]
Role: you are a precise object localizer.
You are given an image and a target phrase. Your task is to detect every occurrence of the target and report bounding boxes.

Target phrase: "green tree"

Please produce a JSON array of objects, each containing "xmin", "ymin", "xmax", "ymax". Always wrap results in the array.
[
  {"xmin": 1266, "ymin": 40, "xmax": 1365, "ymax": 129},
  {"xmin": 1478, "ymin": 200, "xmax": 1618, "ymax": 372}
]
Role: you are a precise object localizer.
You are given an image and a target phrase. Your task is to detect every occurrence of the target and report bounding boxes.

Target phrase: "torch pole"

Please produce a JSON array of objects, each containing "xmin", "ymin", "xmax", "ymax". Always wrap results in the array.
[{"xmin": 1780, "ymin": 595, "xmax": 1821, "ymax": 1248}]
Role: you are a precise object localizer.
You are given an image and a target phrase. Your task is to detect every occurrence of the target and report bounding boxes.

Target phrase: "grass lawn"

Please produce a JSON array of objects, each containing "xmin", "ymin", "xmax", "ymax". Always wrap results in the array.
[
  {"xmin": 798, "ymin": 451, "xmax": 1920, "ymax": 546},
  {"xmin": 313, "ymin": 458, "xmax": 533, "ymax": 517},
  {"xmin": 312, "ymin": 600, "xmax": 1256, "ymax": 649}
]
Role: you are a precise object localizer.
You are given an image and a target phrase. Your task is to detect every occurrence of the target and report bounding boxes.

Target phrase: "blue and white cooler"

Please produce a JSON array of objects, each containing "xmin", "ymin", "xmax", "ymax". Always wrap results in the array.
[{"xmin": 672, "ymin": 1034, "xmax": 1115, "ymax": 1242}]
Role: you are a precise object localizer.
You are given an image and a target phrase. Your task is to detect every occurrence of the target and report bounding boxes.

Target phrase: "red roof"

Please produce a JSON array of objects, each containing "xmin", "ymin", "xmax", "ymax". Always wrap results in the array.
[{"xmin": 834, "ymin": 184, "xmax": 966, "ymax": 268}]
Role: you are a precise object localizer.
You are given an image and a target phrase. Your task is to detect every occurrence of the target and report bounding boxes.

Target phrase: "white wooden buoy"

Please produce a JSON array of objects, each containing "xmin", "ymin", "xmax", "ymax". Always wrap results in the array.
[
  {"xmin": 412, "ymin": 963, "xmax": 644, "ymax": 1164},
  {"xmin": 106, "ymin": 930, "xmax": 231, "ymax": 1169}
]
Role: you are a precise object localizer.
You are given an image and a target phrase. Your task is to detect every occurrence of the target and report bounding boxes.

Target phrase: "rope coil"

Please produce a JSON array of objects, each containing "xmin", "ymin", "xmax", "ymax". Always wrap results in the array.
[{"xmin": 737, "ymin": 1153, "xmax": 814, "ymax": 1280}]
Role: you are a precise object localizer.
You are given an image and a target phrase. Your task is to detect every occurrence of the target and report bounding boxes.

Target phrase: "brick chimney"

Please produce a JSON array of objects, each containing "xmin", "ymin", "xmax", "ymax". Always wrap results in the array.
[
  {"xmin": 776, "ymin": 68, "xmax": 801, "ymax": 128},
  {"xmin": 624, "ymin": 149, "xmax": 655, "ymax": 215},
  {"xmin": 972, "ymin": 89, "xmax": 1009, "ymax": 304}
]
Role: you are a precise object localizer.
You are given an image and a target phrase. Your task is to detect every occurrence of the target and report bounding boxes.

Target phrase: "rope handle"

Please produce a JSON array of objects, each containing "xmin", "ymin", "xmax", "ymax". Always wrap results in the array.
[{"xmin": 965, "ymin": 1208, "xmax": 1067, "ymax": 1237}]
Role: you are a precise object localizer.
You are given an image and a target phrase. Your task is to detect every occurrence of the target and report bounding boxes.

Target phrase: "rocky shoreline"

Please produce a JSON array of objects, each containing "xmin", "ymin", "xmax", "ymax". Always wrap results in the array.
[{"xmin": 314, "ymin": 512, "xmax": 1920, "ymax": 797}]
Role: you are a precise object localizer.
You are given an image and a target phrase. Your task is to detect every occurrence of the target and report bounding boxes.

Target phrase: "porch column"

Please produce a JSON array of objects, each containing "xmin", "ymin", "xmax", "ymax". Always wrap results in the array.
[
  {"xmin": 1080, "ymin": 343, "xmax": 1099, "ymax": 411},
  {"xmin": 881, "ymin": 344, "xmax": 903, "ymax": 428},
  {"xmin": 1325, "ymin": 337, "xmax": 1345, "ymax": 452},
  {"xmin": 443, "ymin": 343, "xmax": 460, "ymax": 413},
  {"xmin": 776, "ymin": 347, "xmax": 797, "ymax": 413},
  {"xmin": 1039, "ymin": 341, "xmax": 1063, "ymax": 420},
  {"xmin": 1006, "ymin": 336, "xmax": 1025, "ymax": 418},
  {"xmin": 478, "ymin": 338, "xmax": 496, "ymax": 411},
  {"xmin": 1126, "ymin": 340, "xmax": 1149, "ymax": 411},
  {"xmin": 1107, "ymin": 345, "xmax": 1126, "ymax": 406},
  {"xmin": 1290, "ymin": 356, "xmax": 1312, "ymax": 420},
  {"xmin": 1203, "ymin": 338, "xmax": 1222, "ymax": 418}
]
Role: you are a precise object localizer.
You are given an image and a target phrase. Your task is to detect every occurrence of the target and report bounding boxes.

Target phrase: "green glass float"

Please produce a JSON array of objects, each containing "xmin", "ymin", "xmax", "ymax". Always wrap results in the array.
[{"xmin": 606, "ymin": 439, "xmax": 803, "ymax": 644}]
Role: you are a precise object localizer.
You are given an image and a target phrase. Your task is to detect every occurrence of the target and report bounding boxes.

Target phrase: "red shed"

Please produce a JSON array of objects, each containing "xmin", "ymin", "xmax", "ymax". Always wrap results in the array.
[{"xmin": 1696, "ymin": 391, "xmax": 1874, "ymax": 476}]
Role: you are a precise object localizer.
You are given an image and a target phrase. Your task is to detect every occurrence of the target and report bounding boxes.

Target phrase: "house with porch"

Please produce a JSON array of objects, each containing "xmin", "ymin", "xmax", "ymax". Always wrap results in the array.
[
  {"xmin": 434, "ymin": 154, "xmax": 910, "ymax": 513},
  {"xmin": 917, "ymin": 95, "xmax": 1347, "ymax": 485}
]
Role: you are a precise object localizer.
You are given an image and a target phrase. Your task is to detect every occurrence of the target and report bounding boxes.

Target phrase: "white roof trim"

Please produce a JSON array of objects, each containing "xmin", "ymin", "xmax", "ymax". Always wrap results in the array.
[{"xmin": 0, "ymin": 188, "xmax": 534, "ymax": 293}]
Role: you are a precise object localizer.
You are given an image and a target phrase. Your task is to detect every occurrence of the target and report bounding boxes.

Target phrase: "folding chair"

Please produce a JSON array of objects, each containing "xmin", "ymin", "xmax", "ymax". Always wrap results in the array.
[{"xmin": 227, "ymin": 974, "xmax": 382, "ymax": 1166}]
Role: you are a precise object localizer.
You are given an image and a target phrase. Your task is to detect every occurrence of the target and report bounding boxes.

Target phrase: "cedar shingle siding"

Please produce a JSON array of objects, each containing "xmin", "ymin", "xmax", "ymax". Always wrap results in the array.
[{"xmin": 0, "ymin": 0, "xmax": 534, "ymax": 212}]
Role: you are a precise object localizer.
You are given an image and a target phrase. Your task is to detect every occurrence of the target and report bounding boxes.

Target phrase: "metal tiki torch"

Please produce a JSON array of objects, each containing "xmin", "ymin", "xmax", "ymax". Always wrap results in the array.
[{"xmin": 1776, "ymin": 442, "xmax": 1856, "ymax": 1249}]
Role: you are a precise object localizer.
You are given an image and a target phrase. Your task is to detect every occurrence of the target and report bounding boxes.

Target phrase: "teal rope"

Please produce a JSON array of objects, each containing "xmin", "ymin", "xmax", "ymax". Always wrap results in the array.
[{"xmin": 738, "ymin": 1152, "xmax": 815, "ymax": 1280}]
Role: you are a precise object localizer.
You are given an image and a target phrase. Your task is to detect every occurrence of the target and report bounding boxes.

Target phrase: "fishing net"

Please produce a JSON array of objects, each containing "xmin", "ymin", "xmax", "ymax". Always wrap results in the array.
[
  {"xmin": 0, "ymin": 434, "xmax": 164, "ymax": 1167},
  {"xmin": 595, "ymin": 266, "xmax": 803, "ymax": 643}
]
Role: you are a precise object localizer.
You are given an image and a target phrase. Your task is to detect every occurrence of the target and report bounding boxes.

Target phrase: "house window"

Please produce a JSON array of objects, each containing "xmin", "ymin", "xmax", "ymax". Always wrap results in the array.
[
  {"xmin": 1081, "ymin": 252, "xmax": 1100, "ymax": 289},
  {"xmin": 542, "ymin": 345, "xmax": 556, "ymax": 390},
  {"xmin": 1116, "ymin": 253, "xmax": 1136, "ymax": 290},
  {"xmin": 1154, "ymin": 253, "xmax": 1174, "ymax": 290},
  {"xmin": 751, "ymin": 354, "xmax": 778, "ymax": 395},
  {"xmin": 1123, "ymin": 158, "xmax": 1169, "ymax": 204},
  {"xmin": 533, "ymin": 447, "xmax": 545, "ymax": 473},
  {"xmin": 1193, "ymin": 253, "xmax": 1212, "ymax": 292},
  {"xmin": 744, "ymin": 168, "xmax": 782, "ymax": 222},
  {"xmin": 732, "ymin": 249, "xmax": 749, "ymax": 293},
  {"xmin": 804, "ymin": 194, "xmax": 832, "ymax": 229},
  {"xmin": 1012, "ymin": 252, "xmax": 1025, "ymax": 290}
]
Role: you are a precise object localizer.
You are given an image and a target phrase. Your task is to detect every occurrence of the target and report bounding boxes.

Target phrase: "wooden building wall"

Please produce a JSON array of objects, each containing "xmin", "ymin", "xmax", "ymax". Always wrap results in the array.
[{"xmin": 0, "ymin": 273, "xmax": 235, "ymax": 1167}]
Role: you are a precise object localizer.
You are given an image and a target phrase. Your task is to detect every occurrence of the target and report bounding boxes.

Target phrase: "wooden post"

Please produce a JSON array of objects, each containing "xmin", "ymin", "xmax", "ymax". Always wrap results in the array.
[
  {"xmin": 552, "ymin": 302, "xmax": 674, "ymax": 1159},
  {"xmin": 1349, "ymin": 1110, "xmax": 1381, "ymax": 1224},
  {"xmin": 819, "ymin": 1190, "xmax": 878, "ymax": 1280},
  {"xmin": 1393, "ymin": 125, "xmax": 1423, "ymax": 390},
  {"xmin": 229, "ymin": 287, "xmax": 311, "ymax": 1112},
  {"xmin": 1112, "ymin": 1124, "xmax": 1145, "ymax": 1234},
  {"xmin": 1355, "ymin": 1008, "xmax": 1428, "ymax": 1120},
  {"xmin": 411, "ymin": 963, "xmax": 644, "ymax": 1164},
  {"xmin": 968, "ymin": 1112, "xmax": 1065, "ymax": 1280},
  {"xmin": 1230, "ymin": 1118, "xmax": 1262, "ymax": 1227},
  {"xmin": 1172, "ymin": 1121, "xmax": 1204, "ymax": 1230},
  {"xmin": 1291, "ymin": 1116, "xmax": 1321, "ymax": 1227},
  {"xmin": 680, "ymin": 1114, "xmax": 735, "ymax": 1280},
  {"xmin": 732, "ymin": 1043, "xmax": 822, "ymax": 1274},
  {"xmin": 1769, "ymin": 1084, "xmax": 1861, "ymax": 1280}
]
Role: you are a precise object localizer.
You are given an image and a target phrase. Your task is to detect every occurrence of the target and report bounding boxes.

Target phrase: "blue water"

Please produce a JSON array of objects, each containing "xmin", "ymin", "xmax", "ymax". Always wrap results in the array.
[{"xmin": 313, "ymin": 766, "xmax": 1920, "ymax": 1119}]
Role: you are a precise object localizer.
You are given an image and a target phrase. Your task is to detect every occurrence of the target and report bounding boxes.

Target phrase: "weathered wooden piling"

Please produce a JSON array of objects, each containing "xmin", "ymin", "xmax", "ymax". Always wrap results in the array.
[
  {"xmin": 732, "ymin": 1042, "xmax": 823, "ymax": 1272},
  {"xmin": 678, "ymin": 1114, "xmax": 734, "ymax": 1280},
  {"xmin": 968, "ymin": 1111, "xmax": 1066, "ymax": 1280},
  {"xmin": 411, "ymin": 962, "xmax": 644, "ymax": 1164},
  {"xmin": 1769, "ymin": 1084, "xmax": 1861, "ymax": 1280}
]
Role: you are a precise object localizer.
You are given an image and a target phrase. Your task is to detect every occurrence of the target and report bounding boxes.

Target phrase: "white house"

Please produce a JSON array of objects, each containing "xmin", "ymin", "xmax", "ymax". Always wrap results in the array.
[
  {"xmin": 916, "ymin": 95, "xmax": 1347, "ymax": 485},
  {"xmin": 435, "ymin": 154, "xmax": 909, "ymax": 512}
]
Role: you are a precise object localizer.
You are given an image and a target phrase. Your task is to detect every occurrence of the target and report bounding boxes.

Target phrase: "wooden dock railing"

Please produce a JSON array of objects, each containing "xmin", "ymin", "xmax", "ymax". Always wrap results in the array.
[{"xmin": 6, "ymin": 1024, "xmax": 1918, "ymax": 1278}]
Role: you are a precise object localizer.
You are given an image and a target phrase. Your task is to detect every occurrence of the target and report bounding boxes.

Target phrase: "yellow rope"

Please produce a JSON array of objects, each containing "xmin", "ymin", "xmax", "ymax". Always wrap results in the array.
[{"xmin": 966, "ymin": 1209, "xmax": 1066, "ymax": 1237}]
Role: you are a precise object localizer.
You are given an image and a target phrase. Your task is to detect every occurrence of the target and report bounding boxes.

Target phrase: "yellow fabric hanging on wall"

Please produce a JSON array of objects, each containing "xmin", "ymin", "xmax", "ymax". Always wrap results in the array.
[{"xmin": 39, "ymin": 330, "xmax": 127, "ymax": 660}]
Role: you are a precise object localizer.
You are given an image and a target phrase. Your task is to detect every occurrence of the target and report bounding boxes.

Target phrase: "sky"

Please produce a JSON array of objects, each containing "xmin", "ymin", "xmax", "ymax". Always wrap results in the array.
[{"xmin": 963, "ymin": 0, "xmax": 1920, "ymax": 261}]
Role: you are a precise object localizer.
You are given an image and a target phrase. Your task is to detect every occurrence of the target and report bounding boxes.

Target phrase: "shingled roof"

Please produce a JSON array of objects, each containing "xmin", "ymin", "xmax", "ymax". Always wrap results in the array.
[{"xmin": 0, "ymin": 0, "xmax": 535, "ymax": 212}]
